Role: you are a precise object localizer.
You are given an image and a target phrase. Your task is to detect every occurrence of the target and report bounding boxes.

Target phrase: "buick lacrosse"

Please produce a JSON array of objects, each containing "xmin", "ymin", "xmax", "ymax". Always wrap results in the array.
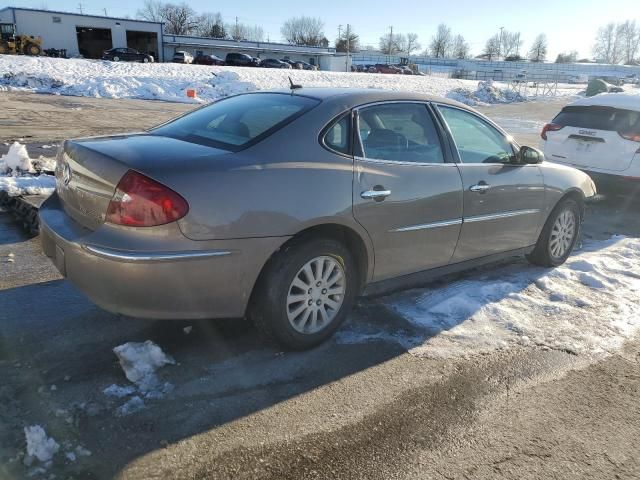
[{"xmin": 40, "ymin": 88, "xmax": 596, "ymax": 349}]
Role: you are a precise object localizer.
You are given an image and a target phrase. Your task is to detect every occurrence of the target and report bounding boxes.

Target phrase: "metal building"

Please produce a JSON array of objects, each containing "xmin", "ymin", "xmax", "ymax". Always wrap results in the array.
[{"xmin": 0, "ymin": 6, "xmax": 164, "ymax": 61}]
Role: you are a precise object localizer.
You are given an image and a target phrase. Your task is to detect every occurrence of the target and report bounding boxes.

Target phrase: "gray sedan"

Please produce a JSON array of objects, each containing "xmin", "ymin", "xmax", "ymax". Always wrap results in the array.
[{"xmin": 39, "ymin": 89, "xmax": 596, "ymax": 349}]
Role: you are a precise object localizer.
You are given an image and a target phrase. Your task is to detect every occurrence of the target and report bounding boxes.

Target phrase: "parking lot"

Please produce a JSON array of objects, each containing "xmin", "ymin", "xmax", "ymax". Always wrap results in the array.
[{"xmin": 1, "ymin": 92, "xmax": 640, "ymax": 479}]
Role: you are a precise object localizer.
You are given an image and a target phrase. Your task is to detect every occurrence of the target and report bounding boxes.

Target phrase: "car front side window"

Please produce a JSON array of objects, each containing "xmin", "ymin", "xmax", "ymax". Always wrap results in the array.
[
  {"xmin": 438, "ymin": 105, "xmax": 514, "ymax": 164},
  {"xmin": 356, "ymin": 103, "xmax": 444, "ymax": 163}
]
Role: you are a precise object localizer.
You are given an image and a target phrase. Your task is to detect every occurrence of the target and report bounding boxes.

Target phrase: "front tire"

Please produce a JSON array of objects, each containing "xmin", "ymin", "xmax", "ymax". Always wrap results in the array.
[
  {"xmin": 527, "ymin": 198, "xmax": 581, "ymax": 267},
  {"xmin": 249, "ymin": 238, "xmax": 358, "ymax": 350},
  {"xmin": 112, "ymin": 56, "xmax": 120, "ymax": 62}
]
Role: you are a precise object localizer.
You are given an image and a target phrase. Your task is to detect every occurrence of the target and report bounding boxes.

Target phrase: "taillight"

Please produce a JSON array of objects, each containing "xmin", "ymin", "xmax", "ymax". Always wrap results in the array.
[
  {"xmin": 541, "ymin": 123, "xmax": 563, "ymax": 140},
  {"xmin": 105, "ymin": 170, "xmax": 189, "ymax": 227},
  {"xmin": 618, "ymin": 130, "xmax": 640, "ymax": 142}
]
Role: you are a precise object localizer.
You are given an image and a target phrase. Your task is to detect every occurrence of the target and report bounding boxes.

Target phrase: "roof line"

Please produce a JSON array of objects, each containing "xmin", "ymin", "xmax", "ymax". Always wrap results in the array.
[{"xmin": 0, "ymin": 6, "xmax": 164, "ymax": 25}]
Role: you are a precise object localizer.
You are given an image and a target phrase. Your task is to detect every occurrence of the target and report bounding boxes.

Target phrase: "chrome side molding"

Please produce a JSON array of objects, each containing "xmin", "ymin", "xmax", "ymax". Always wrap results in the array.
[{"xmin": 82, "ymin": 244, "xmax": 232, "ymax": 262}]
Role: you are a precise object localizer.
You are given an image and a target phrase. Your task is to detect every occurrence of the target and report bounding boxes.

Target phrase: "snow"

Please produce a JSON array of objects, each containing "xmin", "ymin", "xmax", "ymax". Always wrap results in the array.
[
  {"xmin": 24, "ymin": 425, "xmax": 59, "ymax": 463},
  {"xmin": 339, "ymin": 237, "xmax": 640, "ymax": 359},
  {"xmin": 113, "ymin": 340, "xmax": 175, "ymax": 392},
  {"xmin": 569, "ymin": 92, "xmax": 640, "ymax": 110},
  {"xmin": 103, "ymin": 384, "xmax": 136, "ymax": 398},
  {"xmin": 116, "ymin": 396, "xmax": 146, "ymax": 417},
  {"xmin": 0, "ymin": 142, "xmax": 56, "ymax": 196},
  {"xmin": 0, "ymin": 56, "xmax": 584, "ymax": 106}
]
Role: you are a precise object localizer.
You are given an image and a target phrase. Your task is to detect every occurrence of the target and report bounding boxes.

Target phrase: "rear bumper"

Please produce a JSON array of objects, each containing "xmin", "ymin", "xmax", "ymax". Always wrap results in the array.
[
  {"xmin": 581, "ymin": 170, "xmax": 640, "ymax": 195},
  {"xmin": 39, "ymin": 193, "xmax": 289, "ymax": 320}
]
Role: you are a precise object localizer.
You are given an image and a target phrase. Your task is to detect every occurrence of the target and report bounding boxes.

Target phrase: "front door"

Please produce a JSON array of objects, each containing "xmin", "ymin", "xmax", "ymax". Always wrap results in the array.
[
  {"xmin": 352, "ymin": 102, "xmax": 464, "ymax": 281},
  {"xmin": 435, "ymin": 104, "xmax": 546, "ymax": 262}
]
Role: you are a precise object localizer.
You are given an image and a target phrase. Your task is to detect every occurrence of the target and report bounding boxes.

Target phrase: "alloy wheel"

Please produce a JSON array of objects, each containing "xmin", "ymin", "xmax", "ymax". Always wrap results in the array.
[
  {"xmin": 286, "ymin": 255, "xmax": 346, "ymax": 334},
  {"xmin": 549, "ymin": 209, "xmax": 576, "ymax": 259}
]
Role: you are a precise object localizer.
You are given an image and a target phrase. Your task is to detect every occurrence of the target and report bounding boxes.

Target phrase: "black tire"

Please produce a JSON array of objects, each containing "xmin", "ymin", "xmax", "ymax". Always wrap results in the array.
[
  {"xmin": 249, "ymin": 237, "xmax": 359, "ymax": 350},
  {"xmin": 527, "ymin": 198, "xmax": 581, "ymax": 267},
  {"xmin": 113, "ymin": 56, "xmax": 120, "ymax": 62}
]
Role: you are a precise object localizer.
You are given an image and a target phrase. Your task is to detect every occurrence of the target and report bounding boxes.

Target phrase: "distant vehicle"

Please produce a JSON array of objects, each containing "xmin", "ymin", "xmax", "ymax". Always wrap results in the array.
[
  {"xmin": 541, "ymin": 94, "xmax": 640, "ymax": 194},
  {"xmin": 396, "ymin": 65, "xmax": 414, "ymax": 75},
  {"xmin": 371, "ymin": 64, "xmax": 401, "ymax": 74},
  {"xmin": 293, "ymin": 60, "xmax": 318, "ymax": 71},
  {"xmin": 513, "ymin": 72, "xmax": 527, "ymax": 83},
  {"xmin": 225, "ymin": 52, "xmax": 260, "ymax": 67},
  {"xmin": 102, "ymin": 47, "xmax": 153, "ymax": 63},
  {"xmin": 568, "ymin": 74, "xmax": 588, "ymax": 84},
  {"xmin": 193, "ymin": 54, "xmax": 224, "ymax": 66},
  {"xmin": 261, "ymin": 58, "xmax": 292, "ymax": 69},
  {"xmin": 280, "ymin": 59, "xmax": 300, "ymax": 69},
  {"xmin": 172, "ymin": 50, "xmax": 193, "ymax": 64},
  {"xmin": 41, "ymin": 89, "xmax": 595, "ymax": 350}
]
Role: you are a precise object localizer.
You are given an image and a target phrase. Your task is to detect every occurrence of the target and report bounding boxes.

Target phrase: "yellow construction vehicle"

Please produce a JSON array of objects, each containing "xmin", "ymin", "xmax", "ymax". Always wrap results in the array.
[{"xmin": 0, "ymin": 23, "xmax": 42, "ymax": 56}]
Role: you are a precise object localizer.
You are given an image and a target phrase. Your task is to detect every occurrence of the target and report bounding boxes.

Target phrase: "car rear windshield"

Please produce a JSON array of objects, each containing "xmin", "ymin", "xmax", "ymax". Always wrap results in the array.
[
  {"xmin": 150, "ymin": 93, "xmax": 320, "ymax": 151},
  {"xmin": 553, "ymin": 105, "xmax": 640, "ymax": 132}
]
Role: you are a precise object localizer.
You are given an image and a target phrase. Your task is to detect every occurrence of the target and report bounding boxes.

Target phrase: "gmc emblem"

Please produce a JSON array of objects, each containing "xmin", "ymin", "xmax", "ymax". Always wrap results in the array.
[{"xmin": 578, "ymin": 129, "xmax": 597, "ymax": 136}]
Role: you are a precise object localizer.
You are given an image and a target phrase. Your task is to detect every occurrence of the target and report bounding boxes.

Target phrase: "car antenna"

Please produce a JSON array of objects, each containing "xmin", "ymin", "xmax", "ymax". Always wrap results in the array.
[{"xmin": 288, "ymin": 76, "xmax": 302, "ymax": 92}]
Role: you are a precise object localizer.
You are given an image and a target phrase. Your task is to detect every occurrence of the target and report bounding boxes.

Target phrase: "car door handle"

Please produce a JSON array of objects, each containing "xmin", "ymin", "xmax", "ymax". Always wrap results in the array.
[
  {"xmin": 361, "ymin": 189, "xmax": 391, "ymax": 200},
  {"xmin": 469, "ymin": 184, "xmax": 491, "ymax": 193}
]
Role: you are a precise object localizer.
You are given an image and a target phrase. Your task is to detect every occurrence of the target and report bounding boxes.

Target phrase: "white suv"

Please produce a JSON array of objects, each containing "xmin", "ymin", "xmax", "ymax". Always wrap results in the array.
[{"xmin": 541, "ymin": 94, "xmax": 640, "ymax": 193}]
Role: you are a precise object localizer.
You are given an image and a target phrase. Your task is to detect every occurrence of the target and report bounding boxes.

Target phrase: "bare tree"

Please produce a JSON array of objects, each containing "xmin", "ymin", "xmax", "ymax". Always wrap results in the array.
[
  {"xmin": 378, "ymin": 32, "xmax": 402, "ymax": 55},
  {"xmin": 452, "ymin": 34, "xmax": 470, "ymax": 59},
  {"xmin": 483, "ymin": 34, "xmax": 501, "ymax": 60},
  {"xmin": 555, "ymin": 51, "xmax": 578, "ymax": 63},
  {"xmin": 429, "ymin": 23, "xmax": 452, "ymax": 58},
  {"xmin": 136, "ymin": 0, "xmax": 164, "ymax": 22},
  {"xmin": 281, "ymin": 16, "xmax": 325, "ymax": 46},
  {"xmin": 593, "ymin": 23, "xmax": 623, "ymax": 64},
  {"xmin": 335, "ymin": 28, "xmax": 359, "ymax": 53},
  {"xmin": 404, "ymin": 33, "xmax": 421, "ymax": 57},
  {"xmin": 195, "ymin": 12, "xmax": 225, "ymax": 38},
  {"xmin": 500, "ymin": 30, "xmax": 522, "ymax": 58},
  {"xmin": 528, "ymin": 33, "xmax": 548, "ymax": 62},
  {"xmin": 618, "ymin": 20, "xmax": 640, "ymax": 64},
  {"xmin": 225, "ymin": 21, "xmax": 264, "ymax": 41}
]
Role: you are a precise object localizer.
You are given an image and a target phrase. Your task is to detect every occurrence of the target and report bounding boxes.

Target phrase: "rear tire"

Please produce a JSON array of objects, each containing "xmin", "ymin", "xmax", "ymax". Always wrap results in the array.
[
  {"xmin": 113, "ymin": 56, "xmax": 120, "ymax": 62},
  {"xmin": 527, "ymin": 198, "xmax": 581, "ymax": 267},
  {"xmin": 249, "ymin": 238, "xmax": 358, "ymax": 350}
]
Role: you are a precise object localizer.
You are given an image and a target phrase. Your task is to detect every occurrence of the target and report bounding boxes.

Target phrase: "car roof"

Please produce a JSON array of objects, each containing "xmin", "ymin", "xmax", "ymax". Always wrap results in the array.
[
  {"xmin": 262, "ymin": 87, "xmax": 471, "ymax": 109},
  {"xmin": 569, "ymin": 93, "xmax": 640, "ymax": 111}
]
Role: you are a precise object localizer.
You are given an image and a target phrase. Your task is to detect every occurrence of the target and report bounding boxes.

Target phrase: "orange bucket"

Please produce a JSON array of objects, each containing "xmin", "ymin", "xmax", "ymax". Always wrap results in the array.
[{"xmin": 186, "ymin": 88, "xmax": 197, "ymax": 98}]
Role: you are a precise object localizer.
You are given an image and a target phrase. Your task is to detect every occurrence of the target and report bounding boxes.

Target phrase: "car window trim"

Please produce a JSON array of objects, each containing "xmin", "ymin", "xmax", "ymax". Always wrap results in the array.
[
  {"xmin": 433, "ymin": 102, "xmax": 522, "ymax": 166},
  {"xmin": 319, "ymin": 110, "xmax": 354, "ymax": 158},
  {"xmin": 353, "ymin": 100, "xmax": 451, "ymax": 165}
]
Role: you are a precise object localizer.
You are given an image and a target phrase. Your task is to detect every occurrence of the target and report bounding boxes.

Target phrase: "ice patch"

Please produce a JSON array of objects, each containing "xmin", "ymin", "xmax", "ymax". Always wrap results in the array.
[
  {"xmin": 116, "ymin": 396, "xmax": 146, "ymax": 417},
  {"xmin": 339, "ymin": 237, "xmax": 640, "ymax": 359},
  {"xmin": 103, "ymin": 384, "xmax": 136, "ymax": 398},
  {"xmin": 24, "ymin": 425, "xmax": 59, "ymax": 463},
  {"xmin": 113, "ymin": 340, "xmax": 175, "ymax": 393}
]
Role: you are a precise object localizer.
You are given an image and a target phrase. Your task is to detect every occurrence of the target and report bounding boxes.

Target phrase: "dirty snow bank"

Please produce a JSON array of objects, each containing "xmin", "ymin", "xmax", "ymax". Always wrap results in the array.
[
  {"xmin": 0, "ymin": 56, "xmax": 583, "ymax": 105},
  {"xmin": 0, "ymin": 142, "xmax": 56, "ymax": 196},
  {"xmin": 105, "ymin": 340, "xmax": 175, "ymax": 415},
  {"xmin": 340, "ymin": 237, "xmax": 640, "ymax": 359}
]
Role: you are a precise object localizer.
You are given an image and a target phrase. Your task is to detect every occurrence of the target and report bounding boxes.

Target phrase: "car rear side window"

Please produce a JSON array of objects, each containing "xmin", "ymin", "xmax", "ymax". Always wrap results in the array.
[
  {"xmin": 323, "ymin": 115, "xmax": 351, "ymax": 155},
  {"xmin": 151, "ymin": 93, "xmax": 320, "ymax": 151},
  {"xmin": 553, "ymin": 106, "xmax": 640, "ymax": 132},
  {"xmin": 356, "ymin": 103, "xmax": 444, "ymax": 163}
]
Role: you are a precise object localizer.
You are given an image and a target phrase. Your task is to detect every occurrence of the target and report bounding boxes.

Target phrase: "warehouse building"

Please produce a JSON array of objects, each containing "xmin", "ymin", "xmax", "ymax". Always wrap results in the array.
[{"xmin": 0, "ymin": 6, "xmax": 164, "ymax": 61}]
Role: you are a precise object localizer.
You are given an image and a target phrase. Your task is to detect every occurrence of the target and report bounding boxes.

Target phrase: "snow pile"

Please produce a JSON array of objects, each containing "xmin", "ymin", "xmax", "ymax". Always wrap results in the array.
[
  {"xmin": 24, "ymin": 425, "xmax": 59, "ymax": 463},
  {"xmin": 340, "ymin": 237, "xmax": 640, "ymax": 359},
  {"xmin": 105, "ymin": 340, "xmax": 175, "ymax": 415},
  {"xmin": 0, "ymin": 56, "xmax": 584, "ymax": 105},
  {"xmin": 448, "ymin": 80, "xmax": 527, "ymax": 105},
  {"xmin": 0, "ymin": 142, "xmax": 56, "ymax": 196}
]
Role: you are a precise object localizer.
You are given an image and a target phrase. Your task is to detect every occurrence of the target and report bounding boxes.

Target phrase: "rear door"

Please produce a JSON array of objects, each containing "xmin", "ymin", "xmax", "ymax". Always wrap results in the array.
[
  {"xmin": 351, "ymin": 102, "xmax": 464, "ymax": 281},
  {"xmin": 435, "ymin": 104, "xmax": 546, "ymax": 262},
  {"xmin": 543, "ymin": 105, "xmax": 640, "ymax": 172}
]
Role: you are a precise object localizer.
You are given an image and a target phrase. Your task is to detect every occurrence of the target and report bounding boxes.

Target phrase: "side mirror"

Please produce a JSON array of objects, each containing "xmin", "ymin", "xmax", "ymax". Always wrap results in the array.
[{"xmin": 518, "ymin": 145, "xmax": 544, "ymax": 164}]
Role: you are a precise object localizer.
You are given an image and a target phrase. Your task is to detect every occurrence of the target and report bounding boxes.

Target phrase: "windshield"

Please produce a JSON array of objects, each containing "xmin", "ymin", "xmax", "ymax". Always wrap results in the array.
[{"xmin": 151, "ymin": 93, "xmax": 319, "ymax": 150}]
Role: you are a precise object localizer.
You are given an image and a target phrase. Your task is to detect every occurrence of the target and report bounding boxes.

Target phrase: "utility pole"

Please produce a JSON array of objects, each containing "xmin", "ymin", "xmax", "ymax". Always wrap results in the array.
[
  {"xmin": 498, "ymin": 26, "xmax": 504, "ymax": 60},
  {"xmin": 338, "ymin": 24, "xmax": 342, "ymax": 41},
  {"xmin": 235, "ymin": 16, "xmax": 239, "ymax": 40},
  {"xmin": 103, "ymin": 8, "xmax": 107, "ymax": 16},
  {"xmin": 78, "ymin": 2, "xmax": 84, "ymax": 14},
  {"xmin": 388, "ymin": 25, "xmax": 393, "ymax": 60},
  {"xmin": 345, "ymin": 23, "xmax": 350, "ymax": 72}
]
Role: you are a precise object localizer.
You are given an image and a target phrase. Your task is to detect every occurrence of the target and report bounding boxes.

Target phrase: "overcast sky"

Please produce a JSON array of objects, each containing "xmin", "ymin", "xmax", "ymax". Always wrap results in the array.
[{"xmin": 12, "ymin": 0, "xmax": 640, "ymax": 60}]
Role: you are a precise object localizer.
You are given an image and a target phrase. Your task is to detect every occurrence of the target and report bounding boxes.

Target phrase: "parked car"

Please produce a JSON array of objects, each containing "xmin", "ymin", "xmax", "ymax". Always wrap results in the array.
[
  {"xmin": 40, "ymin": 89, "xmax": 595, "ymax": 350},
  {"xmin": 396, "ymin": 65, "xmax": 414, "ymax": 75},
  {"xmin": 225, "ymin": 52, "xmax": 260, "ymax": 67},
  {"xmin": 293, "ymin": 60, "xmax": 317, "ymax": 71},
  {"xmin": 102, "ymin": 48, "xmax": 153, "ymax": 63},
  {"xmin": 280, "ymin": 59, "xmax": 301, "ymax": 69},
  {"xmin": 371, "ymin": 64, "xmax": 401, "ymax": 74},
  {"xmin": 172, "ymin": 50, "xmax": 193, "ymax": 64},
  {"xmin": 261, "ymin": 58, "xmax": 292, "ymax": 69},
  {"xmin": 193, "ymin": 54, "xmax": 225, "ymax": 66},
  {"xmin": 541, "ymin": 94, "xmax": 640, "ymax": 194}
]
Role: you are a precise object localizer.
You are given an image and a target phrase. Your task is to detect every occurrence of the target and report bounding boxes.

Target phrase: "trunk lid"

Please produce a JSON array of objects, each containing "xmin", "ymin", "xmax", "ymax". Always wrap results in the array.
[
  {"xmin": 56, "ymin": 134, "xmax": 229, "ymax": 230},
  {"xmin": 543, "ymin": 105, "xmax": 640, "ymax": 172}
]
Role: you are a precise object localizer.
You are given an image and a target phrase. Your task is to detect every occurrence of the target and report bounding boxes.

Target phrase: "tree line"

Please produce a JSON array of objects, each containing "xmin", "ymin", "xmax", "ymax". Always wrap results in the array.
[{"xmin": 136, "ymin": 3, "xmax": 640, "ymax": 65}]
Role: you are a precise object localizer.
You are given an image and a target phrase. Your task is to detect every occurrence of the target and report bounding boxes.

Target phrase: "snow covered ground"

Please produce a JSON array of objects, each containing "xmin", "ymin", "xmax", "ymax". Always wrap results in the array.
[
  {"xmin": 339, "ymin": 236, "xmax": 640, "ymax": 359},
  {"xmin": 0, "ymin": 55, "xmax": 585, "ymax": 106},
  {"xmin": 0, "ymin": 142, "xmax": 55, "ymax": 196}
]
